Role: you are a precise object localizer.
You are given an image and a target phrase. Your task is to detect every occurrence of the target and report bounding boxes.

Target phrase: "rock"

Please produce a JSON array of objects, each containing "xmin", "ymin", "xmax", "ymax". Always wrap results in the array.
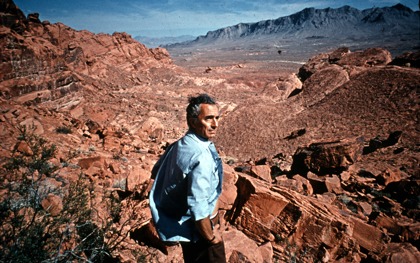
[
  {"xmin": 219, "ymin": 164, "xmax": 238, "ymax": 210},
  {"xmin": 41, "ymin": 193, "xmax": 63, "ymax": 216},
  {"xmin": 301, "ymin": 64, "xmax": 349, "ymax": 107},
  {"xmin": 109, "ymin": 162, "xmax": 121, "ymax": 174},
  {"xmin": 384, "ymin": 180, "xmax": 420, "ymax": 212},
  {"xmin": 265, "ymin": 73, "xmax": 303, "ymax": 101},
  {"xmin": 363, "ymin": 131, "xmax": 402, "ymax": 154},
  {"xmin": 379, "ymin": 242, "xmax": 420, "ymax": 263},
  {"xmin": 27, "ymin": 13, "xmax": 41, "ymax": 23},
  {"xmin": 298, "ymin": 52, "xmax": 330, "ymax": 81},
  {"xmin": 358, "ymin": 202, "xmax": 372, "ymax": 216},
  {"xmin": 390, "ymin": 51, "xmax": 420, "ymax": 68},
  {"xmin": 377, "ymin": 168, "xmax": 406, "ymax": 186},
  {"xmin": 350, "ymin": 216, "xmax": 386, "ymax": 254},
  {"xmin": 336, "ymin": 48, "xmax": 392, "ymax": 67},
  {"xmin": 258, "ymin": 242, "xmax": 274, "ymax": 263},
  {"xmin": 138, "ymin": 117, "xmax": 164, "ymax": 143},
  {"xmin": 328, "ymin": 46, "xmax": 351, "ymax": 63},
  {"xmin": 307, "ymin": 172, "xmax": 329, "ymax": 194},
  {"xmin": 291, "ymin": 137, "xmax": 365, "ymax": 175},
  {"xmin": 19, "ymin": 118, "xmax": 44, "ymax": 134},
  {"xmin": 250, "ymin": 164, "xmax": 272, "ymax": 183},
  {"xmin": 274, "ymin": 174, "xmax": 313, "ymax": 196},
  {"xmin": 78, "ymin": 156, "xmax": 107, "ymax": 170},
  {"xmin": 126, "ymin": 165, "xmax": 150, "ymax": 191},
  {"xmin": 224, "ymin": 228, "xmax": 264, "ymax": 263},
  {"xmin": 325, "ymin": 174, "xmax": 343, "ymax": 194},
  {"xmin": 227, "ymin": 173, "xmax": 361, "ymax": 262},
  {"xmin": 16, "ymin": 140, "xmax": 33, "ymax": 155}
]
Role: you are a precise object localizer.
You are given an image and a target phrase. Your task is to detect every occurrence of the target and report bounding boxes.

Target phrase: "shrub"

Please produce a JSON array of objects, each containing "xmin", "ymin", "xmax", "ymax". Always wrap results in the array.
[
  {"xmin": 0, "ymin": 126, "xmax": 145, "ymax": 262},
  {"xmin": 55, "ymin": 126, "xmax": 72, "ymax": 134}
]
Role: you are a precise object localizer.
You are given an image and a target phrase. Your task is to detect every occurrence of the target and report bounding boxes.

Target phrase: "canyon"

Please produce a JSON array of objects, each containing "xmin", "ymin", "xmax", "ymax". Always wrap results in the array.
[{"xmin": 0, "ymin": 0, "xmax": 419, "ymax": 262}]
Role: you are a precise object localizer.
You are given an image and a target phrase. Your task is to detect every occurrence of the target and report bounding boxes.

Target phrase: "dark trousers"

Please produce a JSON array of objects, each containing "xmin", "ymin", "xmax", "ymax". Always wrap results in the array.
[{"xmin": 180, "ymin": 239, "xmax": 226, "ymax": 263}]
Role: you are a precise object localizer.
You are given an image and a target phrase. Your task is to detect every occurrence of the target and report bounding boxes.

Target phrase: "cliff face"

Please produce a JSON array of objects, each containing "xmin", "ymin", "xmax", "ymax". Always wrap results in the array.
[
  {"xmin": 168, "ymin": 4, "xmax": 419, "ymax": 57},
  {"xmin": 0, "ymin": 0, "xmax": 172, "ymax": 102},
  {"xmin": 199, "ymin": 4, "xmax": 419, "ymax": 40}
]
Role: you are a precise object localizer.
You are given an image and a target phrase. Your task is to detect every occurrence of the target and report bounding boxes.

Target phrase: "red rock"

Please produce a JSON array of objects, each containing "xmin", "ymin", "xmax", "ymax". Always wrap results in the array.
[
  {"xmin": 390, "ymin": 51, "xmax": 420, "ymax": 68},
  {"xmin": 379, "ymin": 242, "xmax": 420, "ymax": 263},
  {"xmin": 41, "ymin": 193, "xmax": 63, "ymax": 216},
  {"xmin": 16, "ymin": 140, "xmax": 33, "ymax": 155},
  {"xmin": 138, "ymin": 117, "xmax": 164, "ymax": 143},
  {"xmin": 224, "ymin": 228, "xmax": 264, "ymax": 262},
  {"xmin": 77, "ymin": 156, "xmax": 106, "ymax": 170},
  {"xmin": 292, "ymin": 137, "xmax": 364, "ymax": 175},
  {"xmin": 337, "ymin": 48, "xmax": 392, "ymax": 67},
  {"xmin": 325, "ymin": 174, "xmax": 343, "ymax": 194},
  {"xmin": 227, "ymin": 173, "xmax": 361, "ymax": 262},
  {"xmin": 126, "ymin": 165, "xmax": 150, "ymax": 191},
  {"xmin": 302, "ymin": 64, "xmax": 349, "ymax": 107},
  {"xmin": 377, "ymin": 168, "xmax": 405, "ymax": 186},
  {"xmin": 350, "ymin": 217, "xmax": 385, "ymax": 253},
  {"xmin": 250, "ymin": 164, "xmax": 272, "ymax": 183},
  {"xmin": 358, "ymin": 202, "xmax": 372, "ymax": 216},
  {"xmin": 109, "ymin": 162, "xmax": 121, "ymax": 174},
  {"xmin": 275, "ymin": 174, "xmax": 313, "ymax": 196},
  {"xmin": 219, "ymin": 164, "xmax": 238, "ymax": 210}
]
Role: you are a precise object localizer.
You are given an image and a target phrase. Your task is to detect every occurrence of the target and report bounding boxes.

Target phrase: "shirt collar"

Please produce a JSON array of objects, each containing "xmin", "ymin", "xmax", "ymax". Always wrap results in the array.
[{"xmin": 186, "ymin": 130, "xmax": 212, "ymax": 147}]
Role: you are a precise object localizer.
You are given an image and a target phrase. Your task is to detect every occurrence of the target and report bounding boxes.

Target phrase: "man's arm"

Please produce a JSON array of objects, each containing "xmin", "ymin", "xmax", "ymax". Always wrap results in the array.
[{"xmin": 195, "ymin": 217, "xmax": 222, "ymax": 244}]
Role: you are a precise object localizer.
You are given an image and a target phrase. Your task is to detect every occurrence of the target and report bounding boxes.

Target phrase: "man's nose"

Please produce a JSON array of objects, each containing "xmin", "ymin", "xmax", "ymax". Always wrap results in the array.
[{"xmin": 211, "ymin": 118, "xmax": 219, "ymax": 128}]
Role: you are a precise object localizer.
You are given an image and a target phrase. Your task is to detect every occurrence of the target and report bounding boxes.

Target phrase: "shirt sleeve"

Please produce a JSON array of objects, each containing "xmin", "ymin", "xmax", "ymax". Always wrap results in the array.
[{"xmin": 187, "ymin": 153, "xmax": 214, "ymax": 221}]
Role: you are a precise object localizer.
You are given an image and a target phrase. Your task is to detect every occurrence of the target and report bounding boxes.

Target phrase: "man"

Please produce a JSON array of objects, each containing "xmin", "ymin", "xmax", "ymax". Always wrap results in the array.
[{"xmin": 149, "ymin": 94, "xmax": 226, "ymax": 262}]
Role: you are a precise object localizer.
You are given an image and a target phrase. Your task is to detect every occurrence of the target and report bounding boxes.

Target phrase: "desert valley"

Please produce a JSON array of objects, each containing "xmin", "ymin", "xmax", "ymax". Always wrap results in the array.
[{"xmin": 0, "ymin": 0, "xmax": 419, "ymax": 262}]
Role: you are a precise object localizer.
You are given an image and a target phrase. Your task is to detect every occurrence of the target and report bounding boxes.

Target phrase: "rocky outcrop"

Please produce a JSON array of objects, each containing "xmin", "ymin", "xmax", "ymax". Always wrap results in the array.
[
  {"xmin": 227, "ymin": 173, "xmax": 364, "ymax": 262},
  {"xmin": 0, "ymin": 0, "xmax": 173, "ymax": 107},
  {"xmin": 390, "ymin": 51, "xmax": 420, "ymax": 68},
  {"xmin": 1, "ymin": 1, "xmax": 418, "ymax": 262},
  {"xmin": 213, "ymin": 46, "xmax": 419, "ymax": 262}
]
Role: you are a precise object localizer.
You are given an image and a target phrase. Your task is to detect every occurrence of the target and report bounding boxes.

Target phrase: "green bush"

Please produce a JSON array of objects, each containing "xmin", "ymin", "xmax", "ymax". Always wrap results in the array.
[
  {"xmin": 55, "ymin": 126, "xmax": 72, "ymax": 134},
  {"xmin": 0, "ymin": 126, "xmax": 142, "ymax": 262}
]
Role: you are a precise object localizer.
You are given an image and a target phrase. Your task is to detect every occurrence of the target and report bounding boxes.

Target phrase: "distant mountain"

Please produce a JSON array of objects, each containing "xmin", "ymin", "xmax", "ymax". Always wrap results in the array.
[
  {"xmin": 167, "ymin": 4, "xmax": 419, "ymax": 49},
  {"xmin": 134, "ymin": 35, "xmax": 196, "ymax": 48}
]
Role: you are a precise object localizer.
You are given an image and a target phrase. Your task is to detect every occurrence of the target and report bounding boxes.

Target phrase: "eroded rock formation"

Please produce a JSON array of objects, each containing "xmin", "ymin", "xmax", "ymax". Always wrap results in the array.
[{"xmin": 1, "ymin": 0, "xmax": 419, "ymax": 262}]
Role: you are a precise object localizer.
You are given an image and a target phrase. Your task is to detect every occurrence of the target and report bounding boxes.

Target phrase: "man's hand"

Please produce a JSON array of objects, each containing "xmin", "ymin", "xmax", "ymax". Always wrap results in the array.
[
  {"xmin": 195, "ymin": 217, "xmax": 223, "ymax": 244},
  {"xmin": 209, "ymin": 223, "xmax": 223, "ymax": 244}
]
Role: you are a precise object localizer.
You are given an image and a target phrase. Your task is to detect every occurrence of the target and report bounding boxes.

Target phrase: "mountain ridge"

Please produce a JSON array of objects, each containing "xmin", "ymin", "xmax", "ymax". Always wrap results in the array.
[{"xmin": 167, "ymin": 4, "xmax": 419, "ymax": 49}]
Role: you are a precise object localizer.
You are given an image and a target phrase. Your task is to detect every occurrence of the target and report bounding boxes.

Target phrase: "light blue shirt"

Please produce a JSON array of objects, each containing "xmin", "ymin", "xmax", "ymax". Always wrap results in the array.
[{"xmin": 149, "ymin": 131, "xmax": 223, "ymax": 242}]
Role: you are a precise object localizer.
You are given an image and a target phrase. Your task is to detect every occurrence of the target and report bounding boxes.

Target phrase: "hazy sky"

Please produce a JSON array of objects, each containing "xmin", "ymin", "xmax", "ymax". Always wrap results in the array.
[{"xmin": 13, "ymin": 0, "xmax": 419, "ymax": 37}]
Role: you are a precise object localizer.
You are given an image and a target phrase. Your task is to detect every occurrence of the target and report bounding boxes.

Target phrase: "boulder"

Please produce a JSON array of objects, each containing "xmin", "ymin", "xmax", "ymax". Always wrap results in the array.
[
  {"xmin": 219, "ymin": 164, "xmax": 238, "ymax": 210},
  {"xmin": 298, "ymin": 52, "xmax": 330, "ymax": 81},
  {"xmin": 250, "ymin": 164, "xmax": 272, "ymax": 183},
  {"xmin": 336, "ymin": 48, "xmax": 392, "ymax": 67},
  {"xmin": 227, "ymin": 173, "xmax": 363, "ymax": 262},
  {"xmin": 291, "ymin": 137, "xmax": 364, "ymax": 175},
  {"xmin": 138, "ymin": 117, "xmax": 164, "ymax": 143},
  {"xmin": 224, "ymin": 228, "xmax": 264, "ymax": 263},
  {"xmin": 77, "ymin": 156, "xmax": 107, "ymax": 170},
  {"xmin": 378, "ymin": 242, "xmax": 420, "ymax": 263},
  {"xmin": 389, "ymin": 51, "xmax": 420, "ymax": 68},
  {"xmin": 274, "ymin": 174, "xmax": 313, "ymax": 196},
  {"xmin": 301, "ymin": 64, "xmax": 349, "ymax": 107}
]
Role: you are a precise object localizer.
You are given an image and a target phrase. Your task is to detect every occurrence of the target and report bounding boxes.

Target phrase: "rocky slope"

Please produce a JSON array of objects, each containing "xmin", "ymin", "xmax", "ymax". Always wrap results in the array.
[{"xmin": 1, "ymin": 0, "xmax": 419, "ymax": 262}]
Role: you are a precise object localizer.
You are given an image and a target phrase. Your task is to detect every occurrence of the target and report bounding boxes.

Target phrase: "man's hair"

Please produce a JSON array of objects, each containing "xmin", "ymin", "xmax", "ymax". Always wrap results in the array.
[{"xmin": 186, "ymin": 94, "xmax": 216, "ymax": 126}]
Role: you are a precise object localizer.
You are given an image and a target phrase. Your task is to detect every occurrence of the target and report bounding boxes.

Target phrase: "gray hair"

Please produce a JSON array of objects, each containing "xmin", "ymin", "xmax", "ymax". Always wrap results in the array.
[{"xmin": 186, "ymin": 94, "xmax": 216, "ymax": 127}]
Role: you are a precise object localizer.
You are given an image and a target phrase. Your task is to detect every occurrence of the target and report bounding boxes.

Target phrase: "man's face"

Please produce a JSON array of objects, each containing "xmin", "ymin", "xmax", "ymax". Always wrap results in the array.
[{"xmin": 191, "ymin": 104, "xmax": 220, "ymax": 139}]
